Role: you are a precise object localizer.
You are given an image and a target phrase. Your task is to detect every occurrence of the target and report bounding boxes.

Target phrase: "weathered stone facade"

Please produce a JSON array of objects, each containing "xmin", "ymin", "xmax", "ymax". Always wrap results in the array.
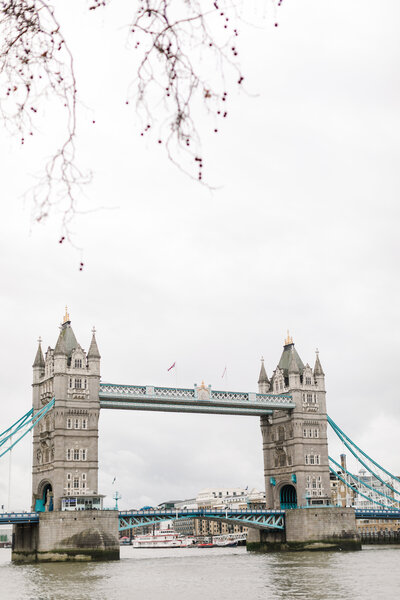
[
  {"xmin": 12, "ymin": 511, "xmax": 119, "ymax": 562},
  {"xmin": 249, "ymin": 335, "xmax": 361, "ymax": 552},
  {"xmin": 246, "ymin": 507, "xmax": 360, "ymax": 552},
  {"xmin": 258, "ymin": 335, "xmax": 331, "ymax": 510},
  {"xmin": 31, "ymin": 311, "xmax": 101, "ymax": 512}
]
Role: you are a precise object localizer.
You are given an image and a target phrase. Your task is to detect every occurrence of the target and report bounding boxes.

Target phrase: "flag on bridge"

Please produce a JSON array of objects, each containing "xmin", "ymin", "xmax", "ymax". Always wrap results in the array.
[
  {"xmin": 112, "ymin": 477, "xmax": 116, "ymax": 485},
  {"xmin": 167, "ymin": 362, "xmax": 176, "ymax": 371},
  {"xmin": 221, "ymin": 366, "xmax": 227, "ymax": 379}
]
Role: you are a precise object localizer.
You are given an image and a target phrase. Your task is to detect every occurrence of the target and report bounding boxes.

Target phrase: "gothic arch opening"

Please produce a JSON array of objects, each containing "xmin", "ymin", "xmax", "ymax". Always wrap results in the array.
[
  {"xmin": 35, "ymin": 480, "xmax": 54, "ymax": 512},
  {"xmin": 280, "ymin": 484, "xmax": 297, "ymax": 509}
]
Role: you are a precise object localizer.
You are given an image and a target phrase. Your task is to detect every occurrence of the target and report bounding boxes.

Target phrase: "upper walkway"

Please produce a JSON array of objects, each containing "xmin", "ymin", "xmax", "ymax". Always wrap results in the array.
[{"xmin": 99, "ymin": 383, "xmax": 295, "ymax": 416}]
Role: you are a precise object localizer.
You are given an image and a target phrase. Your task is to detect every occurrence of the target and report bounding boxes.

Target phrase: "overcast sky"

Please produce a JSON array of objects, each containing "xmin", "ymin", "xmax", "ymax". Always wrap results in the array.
[{"xmin": 0, "ymin": 0, "xmax": 399, "ymax": 511}]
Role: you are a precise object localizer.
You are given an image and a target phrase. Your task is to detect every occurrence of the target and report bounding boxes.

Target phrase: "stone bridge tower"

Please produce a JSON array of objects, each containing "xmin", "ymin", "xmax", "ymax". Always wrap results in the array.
[
  {"xmin": 31, "ymin": 309, "xmax": 101, "ymax": 512},
  {"xmin": 258, "ymin": 334, "xmax": 331, "ymax": 510}
]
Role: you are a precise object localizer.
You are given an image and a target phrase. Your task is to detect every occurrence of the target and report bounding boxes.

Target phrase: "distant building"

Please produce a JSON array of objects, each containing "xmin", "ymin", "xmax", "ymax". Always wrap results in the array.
[
  {"xmin": 329, "ymin": 454, "xmax": 400, "ymax": 510},
  {"xmin": 0, "ymin": 527, "xmax": 12, "ymax": 547}
]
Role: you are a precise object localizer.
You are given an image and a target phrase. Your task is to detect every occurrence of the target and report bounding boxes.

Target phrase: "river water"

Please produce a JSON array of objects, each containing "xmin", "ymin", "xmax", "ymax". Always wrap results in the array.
[{"xmin": 1, "ymin": 545, "xmax": 399, "ymax": 600}]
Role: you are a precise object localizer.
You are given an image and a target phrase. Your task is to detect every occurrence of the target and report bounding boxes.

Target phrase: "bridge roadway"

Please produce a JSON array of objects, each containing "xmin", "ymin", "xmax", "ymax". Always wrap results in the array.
[
  {"xmin": 1, "ymin": 508, "xmax": 400, "ymax": 530},
  {"xmin": 99, "ymin": 383, "xmax": 296, "ymax": 416}
]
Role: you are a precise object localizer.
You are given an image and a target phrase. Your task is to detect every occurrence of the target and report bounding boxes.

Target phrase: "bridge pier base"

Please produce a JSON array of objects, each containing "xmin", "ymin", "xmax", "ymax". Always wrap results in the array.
[
  {"xmin": 246, "ymin": 507, "xmax": 361, "ymax": 552},
  {"xmin": 12, "ymin": 511, "xmax": 120, "ymax": 563}
]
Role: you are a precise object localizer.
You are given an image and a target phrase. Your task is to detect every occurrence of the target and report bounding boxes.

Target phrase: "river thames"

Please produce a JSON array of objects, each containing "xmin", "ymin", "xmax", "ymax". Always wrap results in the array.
[{"xmin": 0, "ymin": 545, "xmax": 399, "ymax": 599}]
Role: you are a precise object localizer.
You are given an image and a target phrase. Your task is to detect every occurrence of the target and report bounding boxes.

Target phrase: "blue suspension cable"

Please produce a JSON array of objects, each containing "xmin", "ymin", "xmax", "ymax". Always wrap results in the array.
[
  {"xmin": 328, "ymin": 415, "xmax": 400, "ymax": 487},
  {"xmin": 0, "ymin": 409, "xmax": 33, "ymax": 445},
  {"xmin": 0, "ymin": 399, "xmax": 55, "ymax": 459},
  {"xmin": 0, "ymin": 403, "xmax": 51, "ymax": 449},
  {"xmin": 329, "ymin": 456, "xmax": 400, "ymax": 506},
  {"xmin": 327, "ymin": 416, "xmax": 400, "ymax": 497},
  {"xmin": 328, "ymin": 466, "xmax": 390, "ymax": 509}
]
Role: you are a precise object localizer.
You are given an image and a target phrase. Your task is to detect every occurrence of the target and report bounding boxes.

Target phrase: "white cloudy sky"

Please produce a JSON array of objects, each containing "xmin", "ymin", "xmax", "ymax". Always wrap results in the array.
[{"xmin": 0, "ymin": 0, "xmax": 399, "ymax": 511}]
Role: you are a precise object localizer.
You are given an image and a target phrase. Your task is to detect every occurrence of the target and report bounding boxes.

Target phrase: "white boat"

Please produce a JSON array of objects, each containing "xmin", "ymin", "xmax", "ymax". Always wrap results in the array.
[{"xmin": 132, "ymin": 529, "xmax": 195, "ymax": 548}]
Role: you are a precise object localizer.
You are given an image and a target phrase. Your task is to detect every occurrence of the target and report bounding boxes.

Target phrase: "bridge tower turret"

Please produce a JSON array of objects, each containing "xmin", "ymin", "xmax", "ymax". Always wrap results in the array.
[
  {"xmin": 258, "ymin": 357, "xmax": 270, "ymax": 394},
  {"xmin": 260, "ymin": 334, "xmax": 331, "ymax": 510},
  {"xmin": 31, "ymin": 309, "xmax": 101, "ymax": 512}
]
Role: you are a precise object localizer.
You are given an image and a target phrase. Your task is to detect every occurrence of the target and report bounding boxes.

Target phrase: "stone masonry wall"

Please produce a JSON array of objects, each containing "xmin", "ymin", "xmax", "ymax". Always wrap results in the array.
[
  {"xmin": 285, "ymin": 507, "xmax": 359, "ymax": 543},
  {"xmin": 37, "ymin": 510, "xmax": 119, "ymax": 560}
]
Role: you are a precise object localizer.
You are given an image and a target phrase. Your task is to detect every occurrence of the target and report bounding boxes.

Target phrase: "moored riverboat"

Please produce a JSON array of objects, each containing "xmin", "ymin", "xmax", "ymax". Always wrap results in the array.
[{"xmin": 132, "ymin": 529, "xmax": 195, "ymax": 548}]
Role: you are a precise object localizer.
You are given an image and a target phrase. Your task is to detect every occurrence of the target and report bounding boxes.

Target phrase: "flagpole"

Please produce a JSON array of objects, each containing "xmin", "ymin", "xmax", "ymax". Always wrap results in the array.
[{"xmin": 222, "ymin": 365, "xmax": 229, "ymax": 390}]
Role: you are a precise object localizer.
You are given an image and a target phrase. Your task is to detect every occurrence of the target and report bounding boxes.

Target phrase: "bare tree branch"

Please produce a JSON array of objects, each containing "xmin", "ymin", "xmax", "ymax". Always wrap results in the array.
[
  {"xmin": 0, "ymin": 0, "xmax": 257, "ymax": 235},
  {"xmin": 0, "ymin": 1, "xmax": 88, "ymax": 238}
]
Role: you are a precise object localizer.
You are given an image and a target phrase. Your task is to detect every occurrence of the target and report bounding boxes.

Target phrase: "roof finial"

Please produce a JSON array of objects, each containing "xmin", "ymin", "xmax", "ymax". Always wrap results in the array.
[
  {"xmin": 316, "ymin": 347, "xmax": 319, "ymax": 355},
  {"xmin": 63, "ymin": 306, "xmax": 70, "ymax": 324},
  {"xmin": 37, "ymin": 336, "xmax": 42, "ymax": 345},
  {"xmin": 92, "ymin": 326, "xmax": 96, "ymax": 335},
  {"xmin": 284, "ymin": 330, "xmax": 293, "ymax": 345}
]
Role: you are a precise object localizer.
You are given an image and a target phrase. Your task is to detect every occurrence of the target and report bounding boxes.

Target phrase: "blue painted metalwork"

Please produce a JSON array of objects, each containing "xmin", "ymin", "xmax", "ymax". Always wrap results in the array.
[
  {"xmin": 328, "ymin": 416, "xmax": 400, "ymax": 497},
  {"xmin": 118, "ymin": 508, "xmax": 285, "ymax": 531},
  {"xmin": 291, "ymin": 474, "xmax": 297, "ymax": 484},
  {"xmin": 328, "ymin": 466, "xmax": 390, "ymax": 509},
  {"xmin": 355, "ymin": 508, "xmax": 400, "ymax": 520},
  {"xmin": 2, "ymin": 507, "xmax": 399, "ymax": 530},
  {"xmin": 0, "ymin": 512, "xmax": 39, "ymax": 525},
  {"xmin": 0, "ymin": 398, "xmax": 55, "ymax": 458},
  {"xmin": 99, "ymin": 383, "xmax": 295, "ymax": 416},
  {"xmin": 0, "ymin": 409, "xmax": 33, "ymax": 446},
  {"xmin": 270, "ymin": 477, "xmax": 276, "ymax": 486},
  {"xmin": 329, "ymin": 456, "xmax": 400, "ymax": 507}
]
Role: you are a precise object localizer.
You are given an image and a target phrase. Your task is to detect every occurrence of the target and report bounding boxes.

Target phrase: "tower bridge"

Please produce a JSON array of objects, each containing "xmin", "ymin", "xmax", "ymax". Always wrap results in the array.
[{"xmin": 3, "ymin": 311, "xmax": 399, "ymax": 561}]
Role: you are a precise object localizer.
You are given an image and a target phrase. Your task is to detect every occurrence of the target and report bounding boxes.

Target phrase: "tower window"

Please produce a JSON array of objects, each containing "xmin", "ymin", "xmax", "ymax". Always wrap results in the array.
[
  {"xmin": 74, "ymin": 419, "xmax": 80, "ymax": 429},
  {"xmin": 67, "ymin": 418, "xmax": 72, "ymax": 429},
  {"xmin": 81, "ymin": 449, "xmax": 87, "ymax": 461},
  {"xmin": 82, "ymin": 419, "xmax": 87, "ymax": 430},
  {"xmin": 74, "ymin": 449, "xmax": 80, "ymax": 461},
  {"xmin": 74, "ymin": 359, "xmax": 82, "ymax": 368},
  {"xmin": 305, "ymin": 377, "xmax": 312, "ymax": 385},
  {"xmin": 75, "ymin": 378, "xmax": 82, "ymax": 389},
  {"xmin": 305, "ymin": 454, "xmax": 320, "ymax": 465},
  {"xmin": 73, "ymin": 477, "xmax": 79, "ymax": 489},
  {"xmin": 66, "ymin": 449, "xmax": 72, "ymax": 461}
]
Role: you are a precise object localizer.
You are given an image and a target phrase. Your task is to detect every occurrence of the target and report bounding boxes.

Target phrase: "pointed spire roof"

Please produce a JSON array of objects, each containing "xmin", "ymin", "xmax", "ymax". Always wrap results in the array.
[
  {"xmin": 54, "ymin": 311, "xmax": 78, "ymax": 356},
  {"xmin": 288, "ymin": 347, "xmax": 300, "ymax": 374},
  {"xmin": 88, "ymin": 327, "xmax": 101, "ymax": 359},
  {"xmin": 314, "ymin": 349, "xmax": 325, "ymax": 376},
  {"xmin": 33, "ymin": 338, "xmax": 45, "ymax": 368},
  {"xmin": 258, "ymin": 357, "xmax": 269, "ymax": 384},
  {"xmin": 277, "ymin": 333, "xmax": 304, "ymax": 377}
]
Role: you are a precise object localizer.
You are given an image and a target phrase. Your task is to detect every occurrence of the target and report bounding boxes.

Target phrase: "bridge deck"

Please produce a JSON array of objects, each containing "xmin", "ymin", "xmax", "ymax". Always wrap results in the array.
[
  {"xmin": 99, "ymin": 383, "xmax": 295, "ymax": 416},
  {"xmin": 1, "ymin": 508, "xmax": 399, "ymax": 526},
  {"xmin": 0, "ymin": 512, "xmax": 39, "ymax": 524}
]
